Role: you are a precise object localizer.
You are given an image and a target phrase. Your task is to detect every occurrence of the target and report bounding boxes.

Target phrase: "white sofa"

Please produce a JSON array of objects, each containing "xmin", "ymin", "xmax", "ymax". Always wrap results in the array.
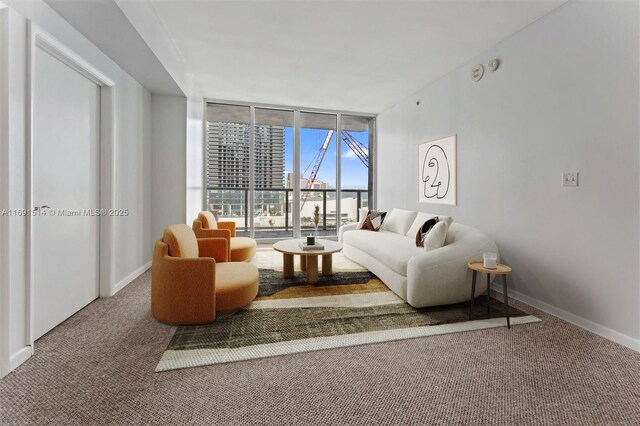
[{"xmin": 338, "ymin": 209, "xmax": 499, "ymax": 308}]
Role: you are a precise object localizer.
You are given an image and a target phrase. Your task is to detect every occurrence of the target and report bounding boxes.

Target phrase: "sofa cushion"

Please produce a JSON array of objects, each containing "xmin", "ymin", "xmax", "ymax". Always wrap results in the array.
[
  {"xmin": 381, "ymin": 208, "xmax": 417, "ymax": 235},
  {"xmin": 343, "ymin": 230, "xmax": 422, "ymax": 276},
  {"xmin": 423, "ymin": 220, "xmax": 449, "ymax": 251},
  {"xmin": 406, "ymin": 212, "xmax": 453, "ymax": 238}
]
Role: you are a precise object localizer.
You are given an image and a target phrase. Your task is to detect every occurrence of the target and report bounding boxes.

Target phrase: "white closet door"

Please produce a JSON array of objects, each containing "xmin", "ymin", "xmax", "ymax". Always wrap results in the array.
[{"xmin": 32, "ymin": 46, "xmax": 100, "ymax": 340}]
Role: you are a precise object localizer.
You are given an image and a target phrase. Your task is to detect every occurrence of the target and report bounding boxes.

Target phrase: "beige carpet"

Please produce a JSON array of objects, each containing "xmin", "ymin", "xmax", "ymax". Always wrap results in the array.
[{"xmin": 1, "ymin": 268, "xmax": 639, "ymax": 425}]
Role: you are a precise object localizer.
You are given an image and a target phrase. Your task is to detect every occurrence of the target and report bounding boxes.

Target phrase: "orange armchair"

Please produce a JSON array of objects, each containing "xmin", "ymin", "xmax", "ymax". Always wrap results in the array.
[
  {"xmin": 151, "ymin": 224, "xmax": 259, "ymax": 325},
  {"xmin": 192, "ymin": 211, "xmax": 257, "ymax": 262}
]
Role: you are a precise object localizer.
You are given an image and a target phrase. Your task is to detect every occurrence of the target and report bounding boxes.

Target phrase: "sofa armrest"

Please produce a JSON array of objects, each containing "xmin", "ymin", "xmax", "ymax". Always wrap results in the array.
[
  {"xmin": 406, "ymin": 230, "xmax": 499, "ymax": 308},
  {"xmin": 338, "ymin": 223, "xmax": 359, "ymax": 243},
  {"xmin": 194, "ymin": 227, "xmax": 231, "ymax": 240},
  {"xmin": 217, "ymin": 221, "xmax": 236, "ymax": 237},
  {"xmin": 151, "ymin": 242, "xmax": 216, "ymax": 324},
  {"xmin": 198, "ymin": 238, "xmax": 229, "ymax": 263}
]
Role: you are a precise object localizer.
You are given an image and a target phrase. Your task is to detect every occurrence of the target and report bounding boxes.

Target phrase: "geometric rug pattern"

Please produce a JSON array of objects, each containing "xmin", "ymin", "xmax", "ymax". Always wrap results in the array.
[{"xmin": 156, "ymin": 250, "xmax": 540, "ymax": 372}]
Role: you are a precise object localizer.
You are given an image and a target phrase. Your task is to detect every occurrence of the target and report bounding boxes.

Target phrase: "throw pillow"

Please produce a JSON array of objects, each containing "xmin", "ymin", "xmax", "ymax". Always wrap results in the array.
[
  {"xmin": 415, "ymin": 217, "xmax": 440, "ymax": 247},
  {"xmin": 423, "ymin": 221, "xmax": 449, "ymax": 252},
  {"xmin": 361, "ymin": 210, "xmax": 387, "ymax": 231},
  {"xmin": 381, "ymin": 208, "xmax": 418, "ymax": 235},
  {"xmin": 356, "ymin": 207, "xmax": 369, "ymax": 229},
  {"xmin": 406, "ymin": 212, "xmax": 453, "ymax": 238}
]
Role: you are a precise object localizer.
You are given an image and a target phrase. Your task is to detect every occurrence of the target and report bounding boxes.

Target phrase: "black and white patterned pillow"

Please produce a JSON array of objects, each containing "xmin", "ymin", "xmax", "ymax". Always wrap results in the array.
[
  {"xmin": 361, "ymin": 210, "xmax": 387, "ymax": 232},
  {"xmin": 416, "ymin": 217, "xmax": 440, "ymax": 246}
]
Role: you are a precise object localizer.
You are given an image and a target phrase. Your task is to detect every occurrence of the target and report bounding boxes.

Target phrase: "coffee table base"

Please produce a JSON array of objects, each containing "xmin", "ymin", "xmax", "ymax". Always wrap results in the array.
[
  {"xmin": 281, "ymin": 253, "xmax": 334, "ymax": 284},
  {"xmin": 283, "ymin": 253, "xmax": 294, "ymax": 278},
  {"xmin": 322, "ymin": 254, "xmax": 332, "ymax": 275}
]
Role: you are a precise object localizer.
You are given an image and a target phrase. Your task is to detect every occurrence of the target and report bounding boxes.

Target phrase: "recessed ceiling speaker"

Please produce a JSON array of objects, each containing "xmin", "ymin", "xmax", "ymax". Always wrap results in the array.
[
  {"xmin": 488, "ymin": 58, "xmax": 500, "ymax": 72},
  {"xmin": 471, "ymin": 64, "xmax": 484, "ymax": 82}
]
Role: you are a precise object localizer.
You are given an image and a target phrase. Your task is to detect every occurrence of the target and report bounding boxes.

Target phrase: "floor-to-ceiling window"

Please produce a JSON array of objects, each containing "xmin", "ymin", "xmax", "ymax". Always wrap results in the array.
[
  {"xmin": 299, "ymin": 112, "xmax": 337, "ymax": 237},
  {"xmin": 205, "ymin": 104, "xmax": 251, "ymax": 236},
  {"xmin": 205, "ymin": 102, "xmax": 375, "ymax": 240},
  {"xmin": 340, "ymin": 115, "xmax": 374, "ymax": 226},
  {"xmin": 254, "ymin": 108, "xmax": 294, "ymax": 239}
]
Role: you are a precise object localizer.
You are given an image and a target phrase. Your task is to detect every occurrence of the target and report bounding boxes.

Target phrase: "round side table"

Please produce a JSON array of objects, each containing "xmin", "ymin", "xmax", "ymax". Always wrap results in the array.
[{"xmin": 468, "ymin": 261, "xmax": 513, "ymax": 329}]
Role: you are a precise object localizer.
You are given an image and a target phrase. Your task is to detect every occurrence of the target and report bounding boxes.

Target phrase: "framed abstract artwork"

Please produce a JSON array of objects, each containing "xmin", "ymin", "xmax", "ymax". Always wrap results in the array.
[{"xmin": 418, "ymin": 135, "xmax": 457, "ymax": 205}]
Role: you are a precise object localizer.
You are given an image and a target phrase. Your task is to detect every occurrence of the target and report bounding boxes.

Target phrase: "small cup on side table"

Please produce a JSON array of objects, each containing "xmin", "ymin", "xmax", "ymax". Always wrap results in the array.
[{"xmin": 483, "ymin": 252, "xmax": 497, "ymax": 269}]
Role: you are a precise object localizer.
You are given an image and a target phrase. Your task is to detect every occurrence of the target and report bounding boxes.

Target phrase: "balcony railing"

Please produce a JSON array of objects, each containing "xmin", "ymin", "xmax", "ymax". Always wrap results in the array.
[{"xmin": 206, "ymin": 188, "xmax": 369, "ymax": 238}]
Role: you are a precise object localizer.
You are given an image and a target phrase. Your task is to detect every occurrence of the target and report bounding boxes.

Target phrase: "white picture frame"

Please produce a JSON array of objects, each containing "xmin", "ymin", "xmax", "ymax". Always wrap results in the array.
[{"xmin": 418, "ymin": 135, "xmax": 457, "ymax": 205}]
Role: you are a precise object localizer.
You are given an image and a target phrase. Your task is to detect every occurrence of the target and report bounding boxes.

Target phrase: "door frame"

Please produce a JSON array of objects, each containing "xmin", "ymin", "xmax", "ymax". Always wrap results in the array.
[
  {"xmin": 0, "ymin": 5, "xmax": 9, "ymax": 377},
  {"xmin": 26, "ymin": 23, "xmax": 115, "ymax": 348}
]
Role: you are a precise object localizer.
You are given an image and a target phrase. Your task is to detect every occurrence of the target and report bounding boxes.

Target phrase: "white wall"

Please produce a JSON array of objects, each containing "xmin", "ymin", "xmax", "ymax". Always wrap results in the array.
[
  {"xmin": 0, "ymin": 0, "xmax": 154, "ymax": 376},
  {"xmin": 116, "ymin": 0, "xmax": 205, "ymax": 228},
  {"xmin": 113, "ymin": 82, "xmax": 152, "ymax": 287},
  {"xmin": 377, "ymin": 1, "xmax": 640, "ymax": 349},
  {"xmin": 150, "ymin": 95, "xmax": 187, "ymax": 241}
]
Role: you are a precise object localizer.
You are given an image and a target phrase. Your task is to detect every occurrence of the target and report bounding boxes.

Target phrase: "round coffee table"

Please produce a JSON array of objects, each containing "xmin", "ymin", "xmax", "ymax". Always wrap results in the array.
[{"xmin": 273, "ymin": 239, "xmax": 343, "ymax": 284}]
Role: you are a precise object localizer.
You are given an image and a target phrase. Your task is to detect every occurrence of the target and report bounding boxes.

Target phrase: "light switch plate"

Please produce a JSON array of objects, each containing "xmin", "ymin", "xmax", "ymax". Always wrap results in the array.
[{"xmin": 563, "ymin": 172, "xmax": 579, "ymax": 187}]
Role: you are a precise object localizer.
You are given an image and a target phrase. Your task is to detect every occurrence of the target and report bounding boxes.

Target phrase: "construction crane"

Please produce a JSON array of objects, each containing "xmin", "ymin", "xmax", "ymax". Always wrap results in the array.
[
  {"xmin": 301, "ymin": 130, "xmax": 334, "ymax": 208},
  {"xmin": 300, "ymin": 130, "xmax": 369, "ymax": 208},
  {"xmin": 341, "ymin": 131, "xmax": 368, "ymax": 167}
]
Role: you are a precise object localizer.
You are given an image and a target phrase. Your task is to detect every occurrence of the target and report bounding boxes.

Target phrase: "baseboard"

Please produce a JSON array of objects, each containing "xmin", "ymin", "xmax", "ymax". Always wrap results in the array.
[
  {"xmin": 9, "ymin": 346, "xmax": 32, "ymax": 371},
  {"xmin": 112, "ymin": 261, "xmax": 151, "ymax": 295},
  {"xmin": 492, "ymin": 284, "xmax": 640, "ymax": 352}
]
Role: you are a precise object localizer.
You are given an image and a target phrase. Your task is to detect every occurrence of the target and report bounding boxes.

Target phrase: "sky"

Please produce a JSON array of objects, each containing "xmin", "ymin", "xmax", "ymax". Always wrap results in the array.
[{"xmin": 284, "ymin": 128, "xmax": 369, "ymax": 189}]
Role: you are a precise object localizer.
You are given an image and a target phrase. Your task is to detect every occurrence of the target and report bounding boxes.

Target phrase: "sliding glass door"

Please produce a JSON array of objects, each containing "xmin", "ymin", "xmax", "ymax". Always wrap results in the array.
[
  {"xmin": 206, "ymin": 102, "xmax": 375, "ymax": 240},
  {"xmin": 253, "ymin": 108, "xmax": 294, "ymax": 239},
  {"xmin": 299, "ymin": 112, "xmax": 337, "ymax": 237}
]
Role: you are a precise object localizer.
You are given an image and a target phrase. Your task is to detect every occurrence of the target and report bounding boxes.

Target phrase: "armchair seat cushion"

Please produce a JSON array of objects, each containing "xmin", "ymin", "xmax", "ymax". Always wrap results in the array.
[
  {"xmin": 230, "ymin": 237, "xmax": 257, "ymax": 262},
  {"xmin": 215, "ymin": 263, "xmax": 259, "ymax": 311}
]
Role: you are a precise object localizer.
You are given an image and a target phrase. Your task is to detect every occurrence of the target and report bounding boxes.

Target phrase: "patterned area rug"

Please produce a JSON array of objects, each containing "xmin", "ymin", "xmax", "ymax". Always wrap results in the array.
[{"xmin": 156, "ymin": 249, "xmax": 540, "ymax": 372}]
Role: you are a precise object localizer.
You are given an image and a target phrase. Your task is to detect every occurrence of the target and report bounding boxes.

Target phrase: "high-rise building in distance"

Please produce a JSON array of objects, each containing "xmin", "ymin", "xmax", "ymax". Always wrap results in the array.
[
  {"xmin": 286, "ymin": 173, "xmax": 329, "ymax": 190},
  {"xmin": 206, "ymin": 122, "xmax": 285, "ymax": 188}
]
